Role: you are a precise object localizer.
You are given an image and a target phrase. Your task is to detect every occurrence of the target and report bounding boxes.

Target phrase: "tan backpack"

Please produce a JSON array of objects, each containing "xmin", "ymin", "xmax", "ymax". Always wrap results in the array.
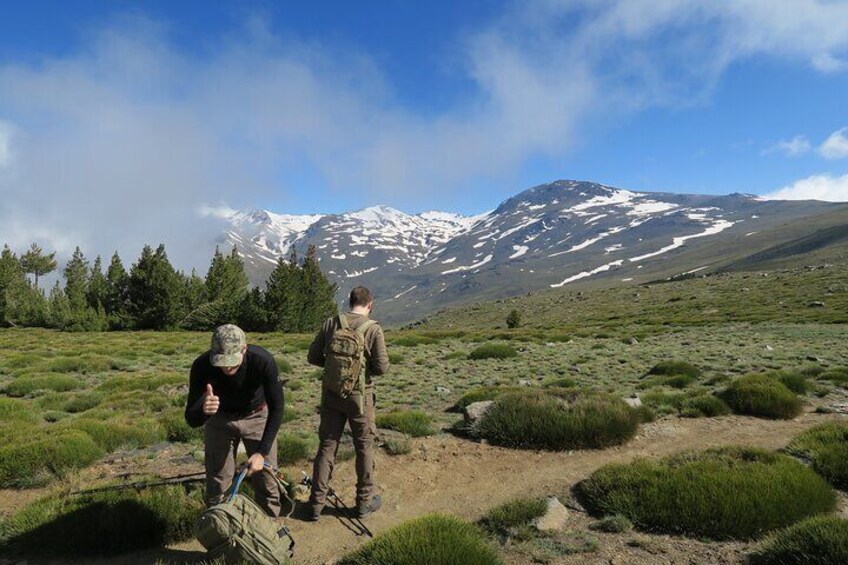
[{"xmin": 323, "ymin": 314, "xmax": 376, "ymax": 406}]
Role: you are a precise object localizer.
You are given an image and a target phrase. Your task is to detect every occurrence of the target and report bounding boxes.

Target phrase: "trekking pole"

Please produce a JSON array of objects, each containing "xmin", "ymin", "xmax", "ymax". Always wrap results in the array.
[
  {"xmin": 300, "ymin": 473, "xmax": 373, "ymax": 538},
  {"xmin": 69, "ymin": 475, "xmax": 206, "ymax": 496}
]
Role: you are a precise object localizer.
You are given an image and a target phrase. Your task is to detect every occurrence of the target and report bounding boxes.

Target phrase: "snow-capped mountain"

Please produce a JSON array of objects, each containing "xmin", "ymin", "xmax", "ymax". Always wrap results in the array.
[{"xmin": 217, "ymin": 180, "xmax": 848, "ymax": 325}]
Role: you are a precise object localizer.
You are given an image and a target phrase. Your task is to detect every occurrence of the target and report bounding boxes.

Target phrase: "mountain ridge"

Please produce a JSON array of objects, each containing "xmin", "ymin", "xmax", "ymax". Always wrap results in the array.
[{"xmin": 216, "ymin": 180, "xmax": 848, "ymax": 325}]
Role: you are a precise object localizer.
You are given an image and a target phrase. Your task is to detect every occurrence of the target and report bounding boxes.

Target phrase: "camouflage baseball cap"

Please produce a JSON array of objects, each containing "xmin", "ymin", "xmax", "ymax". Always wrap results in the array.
[{"xmin": 210, "ymin": 324, "xmax": 247, "ymax": 367}]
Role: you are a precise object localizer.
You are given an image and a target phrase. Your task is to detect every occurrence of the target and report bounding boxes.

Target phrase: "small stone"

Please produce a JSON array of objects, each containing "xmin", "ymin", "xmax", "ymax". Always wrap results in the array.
[
  {"xmin": 435, "ymin": 385, "xmax": 451, "ymax": 394},
  {"xmin": 518, "ymin": 379, "xmax": 533, "ymax": 387},
  {"xmin": 624, "ymin": 396, "xmax": 642, "ymax": 408},
  {"xmin": 830, "ymin": 403, "xmax": 848, "ymax": 414},
  {"xmin": 532, "ymin": 496, "xmax": 569, "ymax": 531},
  {"xmin": 629, "ymin": 337, "xmax": 639, "ymax": 345},
  {"xmin": 765, "ymin": 345, "xmax": 774, "ymax": 351},
  {"xmin": 464, "ymin": 400, "xmax": 495, "ymax": 426},
  {"xmin": 808, "ymin": 301, "xmax": 826, "ymax": 308}
]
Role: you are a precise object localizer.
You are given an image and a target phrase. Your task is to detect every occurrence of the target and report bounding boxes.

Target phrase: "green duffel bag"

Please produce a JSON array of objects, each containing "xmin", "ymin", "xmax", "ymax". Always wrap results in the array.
[{"xmin": 195, "ymin": 466, "xmax": 294, "ymax": 564}]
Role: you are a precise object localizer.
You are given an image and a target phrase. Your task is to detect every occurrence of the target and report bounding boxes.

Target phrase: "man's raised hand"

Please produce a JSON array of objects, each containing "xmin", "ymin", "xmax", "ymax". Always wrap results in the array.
[{"xmin": 203, "ymin": 383, "xmax": 220, "ymax": 416}]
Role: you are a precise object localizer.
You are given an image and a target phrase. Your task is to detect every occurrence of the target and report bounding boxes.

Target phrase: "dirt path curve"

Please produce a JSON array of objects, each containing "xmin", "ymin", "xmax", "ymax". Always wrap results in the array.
[
  {"xmin": 165, "ymin": 411, "xmax": 843, "ymax": 564},
  {"xmin": 19, "ymin": 411, "xmax": 844, "ymax": 565}
]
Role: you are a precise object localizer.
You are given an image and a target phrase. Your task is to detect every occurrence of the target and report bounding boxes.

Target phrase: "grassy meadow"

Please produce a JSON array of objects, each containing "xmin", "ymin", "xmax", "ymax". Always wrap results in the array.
[{"xmin": 1, "ymin": 263, "xmax": 848, "ymax": 561}]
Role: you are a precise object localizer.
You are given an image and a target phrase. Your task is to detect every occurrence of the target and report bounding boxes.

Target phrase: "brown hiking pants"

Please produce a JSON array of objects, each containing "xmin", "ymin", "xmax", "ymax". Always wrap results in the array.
[
  {"xmin": 308, "ymin": 388, "xmax": 377, "ymax": 513},
  {"xmin": 204, "ymin": 407, "xmax": 281, "ymax": 517}
]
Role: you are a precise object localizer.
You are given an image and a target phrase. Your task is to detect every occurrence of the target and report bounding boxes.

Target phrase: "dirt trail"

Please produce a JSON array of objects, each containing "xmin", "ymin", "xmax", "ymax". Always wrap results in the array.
[
  {"xmin": 16, "ymin": 411, "xmax": 846, "ymax": 564},
  {"xmin": 186, "ymin": 411, "xmax": 843, "ymax": 564}
]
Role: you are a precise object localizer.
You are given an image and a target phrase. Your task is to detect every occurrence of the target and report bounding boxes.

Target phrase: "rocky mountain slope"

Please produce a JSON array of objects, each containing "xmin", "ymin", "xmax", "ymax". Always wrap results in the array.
[{"xmin": 217, "ymin": 180, "xmax": 848, "ymax": 325}]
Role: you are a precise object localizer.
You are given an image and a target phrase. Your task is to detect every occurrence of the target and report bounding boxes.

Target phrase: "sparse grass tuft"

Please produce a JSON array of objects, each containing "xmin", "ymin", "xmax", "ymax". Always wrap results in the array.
[
  {"xmin": 478, "ymin": 497, "xmax": 547, "ymax": 541},
  {"xmin": 468, "ymin": 343, "xmax": 518, "ymax": 360},
  {"xmin": 0, "ymin": 484, "xmax": 204, "ymax": 555},
  {"xmin": 382, "ymin": 436, "xmax": 412, "ymax": 455},
  {"xmin": 680, "ymin": 394, "xmax": 731, "ymax": 418},
  {"xmin": 590, "ymin": 515, "xmax": 633, "ymax": 534},
  {"xmin": 577, "ymin": 446, "xmax": 836, "ymax": 540},
  {"xmin": 749, "ymin": 514, "xmax": 848, "ymax": 565},
  {"xmin": 476, "ymin": 390, "xmax": 638, "ymax": 451},
  {"xmin": 786, "ymin": 422, "xmax": 848, "ymax": 490},
  {"xmin": 0, "ymin": 431, "xmax": 105, "ymax": 488},
  {"xmin": 719, "ymin": 373, "xmax": 803, "ymax": 419},
  {"xmin": 646, "ymin": 360, "xmax": 701, "ymax": 379},
  {"xmin": 277, "ymin": 431, "xmax": 316, "ymax": 464},
  {"xmin": 337, "ymin": 514, "xmax": 501, "ymax": 565},
  {"xmin": 376, "ymin": 410, "xmax": 435, "ymax": 437},
  {"xmin": 449, "ymin": 386, "xmax": 524, "ymax": 411},
  {"xmin": 4, "ymin": 374, "xmax": 83, "ymax": 397},
  {"xmin": 274, "ymin": 357, "xmax": 293, "ymax": 374}
]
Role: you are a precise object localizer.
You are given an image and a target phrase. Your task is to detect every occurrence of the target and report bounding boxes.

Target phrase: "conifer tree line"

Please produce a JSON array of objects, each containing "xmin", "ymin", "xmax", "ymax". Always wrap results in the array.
[{"xmin": 0, "ymin": 242, "xmax": 338, "ymax": 332}]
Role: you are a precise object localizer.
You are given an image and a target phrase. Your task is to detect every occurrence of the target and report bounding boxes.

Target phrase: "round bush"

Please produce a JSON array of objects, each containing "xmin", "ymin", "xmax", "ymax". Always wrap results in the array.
[
  {"xmin": 750, "ymin": 515, "xmax": 848, "ymax": 564},
  {"xmin": 450, "ymin": 386, "xmax": 523, "ymax": 412},
  {"xmin": 277, "ymin": 431, "xmax": 315, "ymax": 464},
  {"xmin": 478, "ymin": 497, "xmax": 547, "ymax": 540},
  {"xmin": 719, "ymin": 373, "xmax": 803, "ymax": 419},
  {"xmin": 0, "ymin": 485, "xmax": 204, "ymax": 555},
  {"xmin": 786, "ymin": 422, "xmax": 848, "ymax": 489},
  {"xmin": 158, "ymin": 412, "xmax": 202, "ymax": 443},
  {"xmin": 680, "ymin": 394, "xmax": 731, "ymax": 418},
  {"xmin": 4, "ymin": 374, "xmax": 82, "ymax": 397},
  {"xmin": 476, "ymin": 390, "xmax": 639, "ymax": 451},
  {"xmin": 468, "ymin": 343, "xmax": 518, "ymax": 360},
  {"xmin": 647, "ymin": 360, "xmax": 701, "ymax": 379},
  {"xmin": 770, "ymin": 371, "xmax": 811, "ymax": 395},
  {"xmin": 577, "ymin": 446, "xmax": 836, "ymax": 540},
  {"xmin": 0, "ymin": 431, "xmax": 105, "ymax": 488},
  {"xmin": 67, "ymin": 418, "xmax": 165, "ymax": 451},
  {"xmin": 338, "ymin": 514, "xmax": 501, "ymax": 565},
  {"xmin": 376, "ymin": 410, "xmax": 435, "ymax": 437}
]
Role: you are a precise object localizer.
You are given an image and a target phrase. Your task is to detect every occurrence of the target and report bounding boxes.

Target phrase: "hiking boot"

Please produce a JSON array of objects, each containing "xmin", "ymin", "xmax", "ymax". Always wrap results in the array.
[
  {"xmin": 297, "ymin": 505, "xmax": 321, "ymax": 522},
  {"xmin": 356, "ymin": 495, "xmax": 382, "ymax": 518}
]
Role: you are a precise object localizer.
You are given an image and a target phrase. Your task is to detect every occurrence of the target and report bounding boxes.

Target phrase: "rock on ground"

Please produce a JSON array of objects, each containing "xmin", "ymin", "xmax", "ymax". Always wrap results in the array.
[{"xmin": 532, "ymin": 496, "xmax": 569, "ymax": 531}]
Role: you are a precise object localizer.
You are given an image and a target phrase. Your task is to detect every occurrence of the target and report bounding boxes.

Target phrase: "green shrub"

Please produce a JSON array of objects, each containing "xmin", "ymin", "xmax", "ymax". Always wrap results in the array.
[
  {"xmin": 376, "ymin": 411, "xmax": 435, "ymax": 437},
  {"xmin": 680, "ymin": 394, "xmax": 731, "ymax": 418},
  {"xmin": 590, "ymin": 514, "xmax": 633, "ymax": 533},
  {"xmin": 158, "ymin": 412, "xmax": 202, "ymax": 443},
  {"xmin": 750, "ymin": 515, "xmax": 848, "ymax": 565},
  {"xmin": 0, "ymin": 397, "xmax": 38, "ymax": 422},
  {"xmin": 771, "ymin": 371, "xmax": 811, "ymax": 395},
  {"xmin": 274, "ymin": 357, "xmax": 293, "ymax": 374},
  {"xmin": 277, "ymin": 431, "xmax": 315, "ymax": 464},
  {"xmin": 478, "ymin": 497, "xmax": 547, "ymax": 540},
  {"xmin": 62, "ymin": 392, "xmax": 104, "ymax": 413},
  {"xmin": 67, "ymin": 418, "xmax": 165, "ymax": 452},
  {"xmin": 442, "ymin": 351, "xmax": 468, "ymax": 361},
  {"xmin": 0, "ymin": 484, "xmax": 204, "ymax": 555},
  {"xmin": 450, "ymin": 386, "xmax": 523, "ymax": 411},
  {"xmin": 468, "ymin": 343, "xmax": 518, "ymax": 360},
  {"xmin": 577, "ymin": 446, "xmax": 836, "ymax": 540},
  {"xmin": 476, "ymin": 390, "xmax": 638, "ymax": 451},
  {"xmin": 47, "ymin": 355, "xmax": 111, "ymax": 374},
  {"xmin": 0, "ymin": 431, "xmax": 105, "ymax": 488},
  {"xmin": 719, "ymin": 374, "xmax": 803, "ymax": 419},
  {"xmin": 639, "ymin": 374, "xmax": 696, "ymax": 389},
  {"xmin": 818, "ymin": 368, "xmax": 848, "ymax": 385},
  {"xmin": 383, "ymin": 436, "xmax": 412, "ymax": 455},
  {"xmin": 388, "ymin": 352, "xmax": 405, "ymax": 365},
  {"xmin": 786, "ymin": 422, "xmax": 848, "ymax": 489},
  {"xmin": 646, "ymin": 360, "xmax": 701, "ymax": 379},
  {"xmin": 96, "ymin": 373, "xmax": 184, "ymax": 393},
  {"xmin": 542, "ymin": 377, "xmax": 577, "ymax": 388},
  {"xmin": 4, "ymin": 374, "xmax": 83, "ymax": 397},
  {"xmin": 338, "ymin": 514, "xmax": 501, "ymax": 565}
]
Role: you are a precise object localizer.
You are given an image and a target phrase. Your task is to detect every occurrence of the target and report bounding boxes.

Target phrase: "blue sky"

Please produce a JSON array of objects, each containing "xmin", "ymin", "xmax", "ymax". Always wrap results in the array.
[{"xmin": 1, "ymin": 1, "xmax": 847, "ymax": 268}]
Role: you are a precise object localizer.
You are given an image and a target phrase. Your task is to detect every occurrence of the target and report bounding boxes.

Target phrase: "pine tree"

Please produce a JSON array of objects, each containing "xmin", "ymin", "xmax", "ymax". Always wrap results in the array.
[
  {"xmin": 63, "ymin": 247, "xmax": 89, "ymax": 314},
  {"xmin": 105, "ymin": 252, "xmax": 129, "ymax": 329},
  {"xmin": 87, "ymin": 256, "xmax": 107, "ymax": 309},
  {"xmin": 238, "ymin": 287, "xmax": 269, "ymax": 332},
  {"xmin": 264, "ymin": 256, "xmax": 299, "ymax": 331},
  {"xmin": 204, "ymin": 246, "xmax": 249, "ymax": 325},
  {"xmin": 299, "ymin": 245, "xmax": 338, "ymax": 332},
  {"xmin": 127, "ymin": 244, "xmax": 183, "ymax": 330},
  {"xmin": 20, "ymin": 243, "xmax": 57, "ymax": 288},
  {"xmin": 47, "ymin": 280, "xmax": 71, "ymax": 328},
  {"xmin": 0, "ymin": 245, "xmax": 26, "ymax": 325}
]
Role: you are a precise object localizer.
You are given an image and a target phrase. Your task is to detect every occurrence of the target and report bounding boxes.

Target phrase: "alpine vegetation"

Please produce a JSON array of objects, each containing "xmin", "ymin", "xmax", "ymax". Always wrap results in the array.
[
  {"xmin": 749, "ymin": 515, "xmax": 848, "ymax": 565},
  {"xmin": 475, "ymin": 389, "xmax": 639, "ymax": 450},
  {"xmin": 577, "ymin": 447, "xmax": 836, "ymax": 540},
  {"xmin": 337, "ymin": 514, "xmax": 501, "ymax": 565},
  {"xmin": 718, "ymin": 373, "xmax": 804, "ymax": 419},
  {"xmin": 786, "ymin": 422, "xmax": 848, "ymax": 490}
]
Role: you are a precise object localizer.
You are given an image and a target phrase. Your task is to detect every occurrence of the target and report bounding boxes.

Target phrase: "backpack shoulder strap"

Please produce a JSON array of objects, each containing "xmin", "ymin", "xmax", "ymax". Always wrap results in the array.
[
  {"xmin": 337, "ymin": 314, "xmax": 350, "ymax": 330},
  {"xmin": 356, "ymin": 319, "xmax": 377, "ymax": 336}
]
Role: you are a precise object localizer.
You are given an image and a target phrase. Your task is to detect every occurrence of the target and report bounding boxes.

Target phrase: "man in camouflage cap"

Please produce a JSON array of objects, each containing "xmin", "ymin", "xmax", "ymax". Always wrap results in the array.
[{"xmin": 185, "ymin": 324, "xmax": 285, "ymax": 517}]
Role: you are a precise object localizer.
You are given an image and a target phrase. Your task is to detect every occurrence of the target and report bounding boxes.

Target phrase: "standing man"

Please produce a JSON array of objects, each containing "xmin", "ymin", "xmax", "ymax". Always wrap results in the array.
[
  {"xmin": 306, "ymin": 286, "xmax": 389, "ymax": 521},
  {"xmin": 185, "ymin": 324, "xmax": 284, "ymax": 517}
]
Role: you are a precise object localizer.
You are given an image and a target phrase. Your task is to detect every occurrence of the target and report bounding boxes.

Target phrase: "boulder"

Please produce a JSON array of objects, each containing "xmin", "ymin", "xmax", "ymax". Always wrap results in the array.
[
  {"xmin": 532, "ymin": 496, "xmax": 569, "ymax": 532},
  {"xmin": 624, "ymin": 396, "xmax": 642, "ymax": 408},
  {"xmin": 463, "ymin": 400, "xmax": 495, "ymax": 426}
]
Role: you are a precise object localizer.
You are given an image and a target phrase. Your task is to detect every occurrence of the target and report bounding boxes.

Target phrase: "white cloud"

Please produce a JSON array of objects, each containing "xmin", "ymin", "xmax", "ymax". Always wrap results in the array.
[
  {"xmin": 763, "ymin": 135, "xmax": 812, "ymax": 157},
  {"xmin": 0, "ymin": 119, "xmax": 14, "ymax": 168},
  {"xmin": 819, "ymin": 127, "xmax": 848, "ymax": 159},
  {"xmin": 763, "ymin": 173, "xmax": 848, "ymax": 202},
  {"xmin": 812, "ymin": 53, "xmax": 848, "ymax": 73},
  {"xmin": 3, "ymin": 3, "xmax": 848, "ymax": 270},
  {"xmin": 198, "ymin": 205, "xmax": 239, "ymax": 220}
]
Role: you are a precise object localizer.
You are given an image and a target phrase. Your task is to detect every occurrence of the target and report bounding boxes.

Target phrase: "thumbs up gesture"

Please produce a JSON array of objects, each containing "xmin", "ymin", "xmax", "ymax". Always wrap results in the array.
[{"xmin": 203, "ymin": 383, "xmax": 220, "ymax": 416}]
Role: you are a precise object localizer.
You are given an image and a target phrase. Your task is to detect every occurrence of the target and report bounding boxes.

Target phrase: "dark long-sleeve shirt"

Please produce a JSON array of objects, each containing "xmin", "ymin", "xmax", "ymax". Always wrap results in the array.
[
  {"xmin": 308, "ymin": 312, "xmax": 390, "ymax": 382},
  {"xmin": 185, "ymin": 344, "xmax": 283, "ymax": 456}
]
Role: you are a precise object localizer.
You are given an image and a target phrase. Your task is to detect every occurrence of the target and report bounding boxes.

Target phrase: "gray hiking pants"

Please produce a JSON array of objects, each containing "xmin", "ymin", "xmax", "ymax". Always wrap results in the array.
[
  {"xmin": 308, "ymin": 388, "xmax": 377, "ymax": 513},
  {"xmin": 204, "ymin": 407, "xmax": 281, "ymax": 517}
]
